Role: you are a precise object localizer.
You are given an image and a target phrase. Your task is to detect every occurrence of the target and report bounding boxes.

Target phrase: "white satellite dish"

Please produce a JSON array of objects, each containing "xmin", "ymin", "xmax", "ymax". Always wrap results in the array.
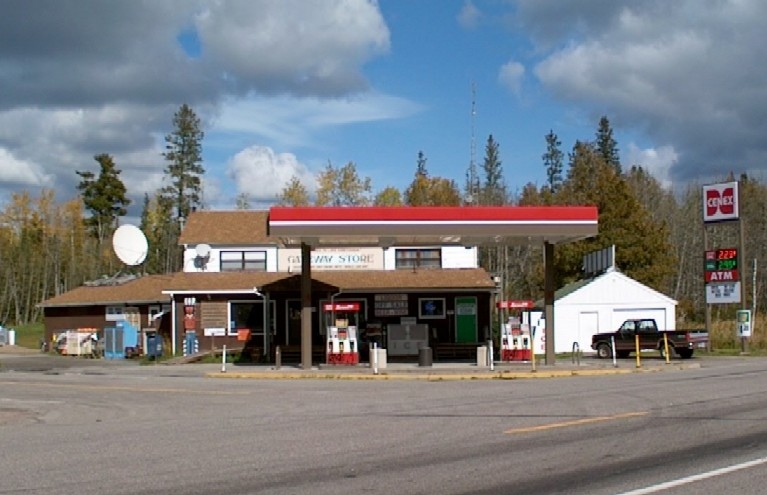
[
  {"xmin": 112, "ymin": 224, "xmax": 149, "ymax": 266},
  {"xmin": 195, "ymin": 243, "xmax": 211, "ymax": 258}
]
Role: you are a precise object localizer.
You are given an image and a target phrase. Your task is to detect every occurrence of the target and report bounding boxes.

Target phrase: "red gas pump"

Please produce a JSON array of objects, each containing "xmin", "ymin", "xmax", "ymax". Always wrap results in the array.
[
  {"xmin": 498, "ymin": 300, "xmax": 534, "ymax": 362},
  {"xmin": 324, "ymin": 302, "xmax": 360, "ymax": 365}
]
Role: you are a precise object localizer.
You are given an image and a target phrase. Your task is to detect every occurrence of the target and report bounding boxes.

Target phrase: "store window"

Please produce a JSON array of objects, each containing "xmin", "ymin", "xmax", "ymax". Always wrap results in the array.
[
  {"xmin": 228, "ymin": 300, "xmax": 276, "ymax": 335},
  {"xmin": 105, "ymin": 306, "xmax": 125, "ymax": 322},
  {"xmin": 220, "ymin": 251, "xmax": 267, "ymax": 272},
  {"xmin": 395, "ymin": 248, "xmax": 441, "ymax": 270}
]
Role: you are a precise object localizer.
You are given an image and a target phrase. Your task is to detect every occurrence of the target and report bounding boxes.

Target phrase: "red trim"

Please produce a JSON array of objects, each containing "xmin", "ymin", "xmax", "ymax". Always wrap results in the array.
[
  {"xmin": 269, "ymin": 206, "xmax": 598, "ymax": 223},
  {"xmin": 323, "ymin": 302, "xmax": 360, "ymax": 312}
]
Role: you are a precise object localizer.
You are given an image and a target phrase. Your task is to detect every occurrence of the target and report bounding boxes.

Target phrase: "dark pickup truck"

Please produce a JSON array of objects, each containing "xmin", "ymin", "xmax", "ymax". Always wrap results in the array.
[{"xmin": 591, "ymin": 318, "xmax": 707, "ymax": 359}]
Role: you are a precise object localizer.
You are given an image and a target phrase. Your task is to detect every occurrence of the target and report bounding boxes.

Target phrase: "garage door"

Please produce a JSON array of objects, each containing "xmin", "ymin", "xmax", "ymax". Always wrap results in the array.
[{"xmin": 611, "ymin": 308, "xmax": 667, "ymax": 330}]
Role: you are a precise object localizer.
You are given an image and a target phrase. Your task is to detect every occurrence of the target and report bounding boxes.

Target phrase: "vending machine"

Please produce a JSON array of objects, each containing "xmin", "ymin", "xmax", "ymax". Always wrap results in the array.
[{"xmin": 324, "ymin": 302, "xmax": 360, "ymax": 365}]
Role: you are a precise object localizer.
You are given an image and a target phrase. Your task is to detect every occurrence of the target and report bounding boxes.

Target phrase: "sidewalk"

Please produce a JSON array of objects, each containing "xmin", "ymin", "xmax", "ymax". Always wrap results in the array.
[{"xmin": 204, "ymin": 358, "xmax": 700, "ymax": 381}]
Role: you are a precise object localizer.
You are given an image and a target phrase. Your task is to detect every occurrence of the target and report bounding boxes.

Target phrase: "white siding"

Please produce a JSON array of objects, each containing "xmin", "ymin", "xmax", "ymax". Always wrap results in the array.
[
  {"xmin": 442, "ymin": 246, "xmax": 478, "ymax": 268},
  {"xmin": 530, "ymin": 270, "xmax": 677, "ymax": 354},
  {"xmin": 182, "ymin": 246, "xmax": 279, "ymax": 273}
]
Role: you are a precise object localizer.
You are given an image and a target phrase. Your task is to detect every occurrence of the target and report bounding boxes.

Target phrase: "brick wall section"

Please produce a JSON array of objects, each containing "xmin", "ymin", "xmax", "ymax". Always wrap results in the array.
[{"xmin": 201, "ymin": 301, "xmax": 228, "ymax": 329}]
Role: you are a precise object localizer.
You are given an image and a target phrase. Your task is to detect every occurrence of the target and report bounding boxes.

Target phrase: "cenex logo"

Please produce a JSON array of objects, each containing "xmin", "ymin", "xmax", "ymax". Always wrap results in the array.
[
  {"xmin": 703, "ymin": 181, "xmax": 739, "ymax": 222},
  {"xmin": 706, "ymin": 187, "xmax": 735, "ymax": 216}
]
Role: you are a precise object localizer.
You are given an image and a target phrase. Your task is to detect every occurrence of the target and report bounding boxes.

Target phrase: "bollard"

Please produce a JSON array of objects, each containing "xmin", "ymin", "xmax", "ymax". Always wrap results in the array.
[
  {"xmin": 221, "ymin": 344, "xmax": 227, "ymax": 373},
  {"xmin": 611, "ymin": 336, "xmax": 618, "ymax": 368},
  {"xmin": 372, "ymin": 342, "xmax": 379, "ymax": 375},
  {"xmin": 275, "ymin": 345, "xmax": 281, "ymax": 370}
]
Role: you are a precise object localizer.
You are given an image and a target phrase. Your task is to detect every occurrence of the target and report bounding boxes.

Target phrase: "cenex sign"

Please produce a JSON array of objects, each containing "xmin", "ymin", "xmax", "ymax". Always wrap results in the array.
[{"xmin": 702, "ymin": 181, "xmax": 739, "ymax": 223}]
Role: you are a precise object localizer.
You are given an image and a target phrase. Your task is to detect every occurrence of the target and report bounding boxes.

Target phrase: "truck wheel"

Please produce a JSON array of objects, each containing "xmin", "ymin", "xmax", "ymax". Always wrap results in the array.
[
  {"xmin": 677, "ymin": 349, "xmax": 693, "ymax": 359},
  {"xmin": 659, "ymin": 344, "xmax": 675, "ymax": 359},
  {"xmin": 596, "ymin": 343, "xmax": 612, "ymax": 359}
]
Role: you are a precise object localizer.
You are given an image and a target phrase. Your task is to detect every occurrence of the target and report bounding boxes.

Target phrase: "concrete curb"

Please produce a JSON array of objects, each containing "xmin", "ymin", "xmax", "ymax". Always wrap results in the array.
[{"xmin": 205, "ymin": 362, "xmax": 700, "ymax": 381}]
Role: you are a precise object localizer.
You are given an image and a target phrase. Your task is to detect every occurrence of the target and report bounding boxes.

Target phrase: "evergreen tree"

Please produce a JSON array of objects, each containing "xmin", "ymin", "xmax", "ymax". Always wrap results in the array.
[
  {"xmin": 416, "ymin": 151, "xmax": 428, "ymax": 177},
  {"xmin": 555, "ymin": 142, "xmax": 675, "ymax": 291},
  {"xmin": 75, "ymin": 153, "xmax": 131, "ymax": 245},
  {"xmin": 542, "ymin": 130, "xmax": 564, "ymax": 193},
  {"xmin": 162, "ymin": 104, "xmax": 205, "ymax": 220},
  {"xmin": 481, "ymin": 134, "xmax": 507, "ymax": 205},
  {"xmin": 595, "ymin": 116, "xmax": 621, "ymax": 174},
  {"xmin": 139, "ymin": 192, "xmax": 177, "ymax": 274}
]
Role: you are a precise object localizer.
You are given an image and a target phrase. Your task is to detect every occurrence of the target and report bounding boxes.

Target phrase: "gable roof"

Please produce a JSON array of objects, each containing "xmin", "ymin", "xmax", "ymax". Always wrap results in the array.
[
  {"xmin": 178, "ymin": 210, "xmax": 275, "ymax": 246},
  {"xmin": 533, "ymin": 269, "xmax": 677, "ymax": 308},
  {"xmin": 40, "ymin": 269, "xmax": 496, "ymax": 308}
]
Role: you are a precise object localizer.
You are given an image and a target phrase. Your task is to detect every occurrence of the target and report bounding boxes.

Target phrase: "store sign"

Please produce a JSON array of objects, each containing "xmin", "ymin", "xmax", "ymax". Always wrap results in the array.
[
  {"xmin": 279, "ymin": 247, "xmax": 383, "ymax": 271},
  {"xmin": 705, "ymin": 282, "xmax": 741, "ymax": 304},
  {"xmin": 497, "ymin": 300, "xmax": 534, "ymax": 310},
  {"xmin": 704, "ymin": 248, "xmax": 740, "ymax": 303},
  {"xmin": 374, "ymin": 294, "xmax": 409, "ymax": 317},
  {"xmin": 702, "ymin": 181, "xmax": 739, "ymax": 223}
]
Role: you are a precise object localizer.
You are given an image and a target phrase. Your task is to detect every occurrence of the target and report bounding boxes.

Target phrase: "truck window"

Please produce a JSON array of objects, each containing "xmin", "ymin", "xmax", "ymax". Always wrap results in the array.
[
  {"xmin": 620, "ymin": 321, "xmax": 635, "ymax": 332},
  {"xmin": 639, "ymin": 320, "xmax": 656, "ymax": 331}
]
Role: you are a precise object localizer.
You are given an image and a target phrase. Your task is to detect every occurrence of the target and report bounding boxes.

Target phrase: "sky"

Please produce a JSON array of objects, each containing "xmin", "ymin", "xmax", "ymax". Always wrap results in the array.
[{"xmin": 2, "ymin": 0, "xmax": 767, "ymax": 216}]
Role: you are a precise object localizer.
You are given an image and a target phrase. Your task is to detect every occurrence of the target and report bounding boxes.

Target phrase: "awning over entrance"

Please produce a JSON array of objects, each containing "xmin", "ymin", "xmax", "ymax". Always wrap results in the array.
[{"xmin": 268, "ymin": 206, "xmax": 599, "ymax": 247}]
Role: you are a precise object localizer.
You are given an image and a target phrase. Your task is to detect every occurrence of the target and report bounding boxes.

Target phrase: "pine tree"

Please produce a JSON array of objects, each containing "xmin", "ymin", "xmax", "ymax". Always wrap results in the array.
[
  {"xmin": 76, "ymin": 153, "xmax": 131, "ymax": 245},
  {"xmin": 481, "ymin": 134, "xmax": 507, "ymax": 205},
  {"xmin": 162, "ymin": 104, "xmax": 205, "ymax": 220},
  {"xmin": 595, "ymin": 116, "xmax": 621, "ymax": 174},
  {"xmin": 542, "ymin": 130, "xmax": 564, "ymax": 193}
]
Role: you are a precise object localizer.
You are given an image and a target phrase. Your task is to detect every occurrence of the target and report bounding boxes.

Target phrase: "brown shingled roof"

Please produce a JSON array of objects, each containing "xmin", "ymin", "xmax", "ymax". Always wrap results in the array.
[
  {"xmin": 39, "ymin": 274, "xmax": 174, "ymax": 308},
  {"xmin": 178, "ymin": 210, "xmax": 275, "ymax": 246},
  {"xmin": 40, "ymin": 269, "xmax": 495, "ymax": 308}
]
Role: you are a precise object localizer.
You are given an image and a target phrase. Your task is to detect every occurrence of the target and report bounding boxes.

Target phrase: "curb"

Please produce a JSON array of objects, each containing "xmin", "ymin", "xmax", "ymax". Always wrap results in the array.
[{"xmin": 205, "ymin": 362, "xmax": 699, "ymax": 381}]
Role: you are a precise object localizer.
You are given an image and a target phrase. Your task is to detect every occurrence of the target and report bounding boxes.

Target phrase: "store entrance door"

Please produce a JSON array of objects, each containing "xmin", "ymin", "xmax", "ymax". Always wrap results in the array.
[
  {"xmin": 455, "ymin": 296, "xmax": 477, "ymax": 343},
  {"xmin": 286, "ymin": 299, "xmax": 302, "ymax": 346}
]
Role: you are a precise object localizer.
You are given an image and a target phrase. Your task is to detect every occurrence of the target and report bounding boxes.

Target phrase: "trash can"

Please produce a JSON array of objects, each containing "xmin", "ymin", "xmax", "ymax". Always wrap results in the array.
[{"xmin": 418, "ymin": 345, "xmax": 432, "ymax": 367}]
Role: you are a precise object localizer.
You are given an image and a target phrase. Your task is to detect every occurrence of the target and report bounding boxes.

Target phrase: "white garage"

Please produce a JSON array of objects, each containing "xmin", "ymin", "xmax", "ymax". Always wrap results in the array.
[{"xmin": 526, "ymin": 269, "xmax": 677, "ymax": 355}]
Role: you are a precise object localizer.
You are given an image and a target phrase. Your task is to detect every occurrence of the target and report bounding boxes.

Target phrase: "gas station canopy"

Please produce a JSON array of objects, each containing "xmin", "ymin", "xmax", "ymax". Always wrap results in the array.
[{"xmin": 268, "ymin": 206, "xmax": 599, "ymax": 247}]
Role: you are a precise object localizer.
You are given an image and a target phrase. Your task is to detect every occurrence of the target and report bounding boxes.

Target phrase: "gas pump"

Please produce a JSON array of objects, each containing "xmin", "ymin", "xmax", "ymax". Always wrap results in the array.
[
  {"xmin": 324, "ymin": 302, "xmax": 360, "ymax": 365},
  {"xmin": 498, "ymin": 300, "xmax": 534, "ymax": 362}
]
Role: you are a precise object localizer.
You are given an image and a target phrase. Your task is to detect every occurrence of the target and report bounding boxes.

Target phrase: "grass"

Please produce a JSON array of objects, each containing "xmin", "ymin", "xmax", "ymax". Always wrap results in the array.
[{"xmin": 6, "ymin": 322, "xmax": 44, "ymax": 349}]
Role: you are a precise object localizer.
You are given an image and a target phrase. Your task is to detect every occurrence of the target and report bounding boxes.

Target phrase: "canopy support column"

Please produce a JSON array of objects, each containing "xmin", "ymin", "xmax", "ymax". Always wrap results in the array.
[
  {"xmin": 544, "ymin": 241, "xmax": 556, "ymax": 365},
  {"xmin": 301, "ymin": 242, "xmax": 313, "ymax": 369}
]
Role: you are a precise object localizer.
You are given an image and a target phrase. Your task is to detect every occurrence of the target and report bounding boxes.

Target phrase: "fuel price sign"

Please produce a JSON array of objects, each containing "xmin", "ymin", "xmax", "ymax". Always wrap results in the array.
[{"xmin": 704, "ymin": 248, "xmax": 739, "ymax": 282}]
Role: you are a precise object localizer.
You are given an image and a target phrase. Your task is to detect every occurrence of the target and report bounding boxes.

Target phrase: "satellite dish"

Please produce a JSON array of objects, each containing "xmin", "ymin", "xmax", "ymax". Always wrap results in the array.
[
  {"xmin": 195, "ymin": 243, "xmax": 211, "ymax": 258},
  {"xmin": 112, "ymin": 224, "xmax": 149, "ymax": 266}
]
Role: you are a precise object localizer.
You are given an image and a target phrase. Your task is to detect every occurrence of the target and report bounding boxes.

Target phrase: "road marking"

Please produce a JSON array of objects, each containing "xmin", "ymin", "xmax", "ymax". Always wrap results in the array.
[
  {"xmin": 615, "ymin": 455, "xmax": 767, "ymax": 495},
  {"xmin": 504, "ymin": 411, "xmax": 648, "ymax": 435},
  {"xmin": 0, "ymin": 380, "xmax": 249, "ymax": 395}
]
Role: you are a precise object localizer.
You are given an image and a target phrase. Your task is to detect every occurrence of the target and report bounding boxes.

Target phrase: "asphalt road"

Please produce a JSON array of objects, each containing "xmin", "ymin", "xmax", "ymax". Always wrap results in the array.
[{"xmin": 1, "ymin": 355, "xmax": 767, "ymax": 495}]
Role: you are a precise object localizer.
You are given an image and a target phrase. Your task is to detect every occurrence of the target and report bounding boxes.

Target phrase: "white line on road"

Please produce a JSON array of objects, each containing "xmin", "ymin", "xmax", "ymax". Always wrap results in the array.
[{"xmin": 615, "ymin": 456, "xmax": 767, "ymax": 495}]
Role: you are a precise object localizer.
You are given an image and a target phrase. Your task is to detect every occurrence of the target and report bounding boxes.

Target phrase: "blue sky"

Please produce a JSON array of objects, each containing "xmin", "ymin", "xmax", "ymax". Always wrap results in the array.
[{"xmin": 2, "ymin": 1, "xmax": 766, "ymax": 214}]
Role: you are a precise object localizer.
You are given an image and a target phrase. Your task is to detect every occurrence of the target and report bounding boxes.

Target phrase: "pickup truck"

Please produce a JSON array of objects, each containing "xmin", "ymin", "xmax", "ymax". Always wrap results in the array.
[{"xmin": 591, "ymin": 318, "xmax": 707, "ymax": 360}]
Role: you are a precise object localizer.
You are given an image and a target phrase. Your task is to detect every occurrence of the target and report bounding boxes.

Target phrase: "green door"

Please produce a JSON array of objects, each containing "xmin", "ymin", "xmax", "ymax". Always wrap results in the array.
[{"xmin": 455, "ymin": 297, "xmax": 477, "ymax": 343}]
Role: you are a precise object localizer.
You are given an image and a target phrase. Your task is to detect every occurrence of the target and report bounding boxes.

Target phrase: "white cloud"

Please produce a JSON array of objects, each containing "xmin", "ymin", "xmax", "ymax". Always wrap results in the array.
[
  {"xmin": 526, "ymin": 0, "xmax": 767, "ymax": 182},
  {"xmin": 195, "ymin": 0, "xmax": 390, "ymax": 96},
  {"xmin": 498, "ymin": 60, "xmax": 525, "ymax": 96},
  {"xmin": 457, "ymin": 1, "xmax": 481, "ymax": 29},
  {"xmin": 209, "ymin": 92, "xmax": 423, "ymax": 150},
  {"xmin": 625, "ymin": 143, "xmax": 677, "ymax": 189},
  {"xmin": 0, "ymin": 148, "xmax": 53, "ymax": 186},
  {"xmin": 226, "ymin": 146, "xmax": 316, "ymax": 203}
]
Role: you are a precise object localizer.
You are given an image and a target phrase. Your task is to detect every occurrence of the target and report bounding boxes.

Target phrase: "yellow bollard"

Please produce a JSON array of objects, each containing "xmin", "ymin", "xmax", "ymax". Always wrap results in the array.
[
  {"xmin": 663, "ymin": 333, "xmax": 670, "ymax": 364},
  {"xmin": 635, "ymin": 334, "xmax": 641, "ymax": 368}
]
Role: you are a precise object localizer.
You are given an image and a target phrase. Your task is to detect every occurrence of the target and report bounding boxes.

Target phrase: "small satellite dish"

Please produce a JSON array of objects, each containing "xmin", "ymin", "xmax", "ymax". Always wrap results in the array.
[
  {"xmin": 112, "ymin": 224, "xmax": 149, "ymax": 266},
  {"xmin": 195, "ymin": 243, "xmax": 211, "ymax": 258}
]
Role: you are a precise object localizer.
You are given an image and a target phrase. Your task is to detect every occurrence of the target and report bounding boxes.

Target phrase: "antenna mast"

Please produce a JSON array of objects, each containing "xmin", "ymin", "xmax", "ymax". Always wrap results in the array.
[{"xmin": 468, "ymin": 81, "xmax": 478, "ymax": 205}]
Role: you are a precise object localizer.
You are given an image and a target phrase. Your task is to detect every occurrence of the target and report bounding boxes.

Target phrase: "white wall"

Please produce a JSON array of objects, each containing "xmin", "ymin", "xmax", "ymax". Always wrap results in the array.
[
  {"xmin": 182, "ymin": 245, "xmax": 279, "ymax": 273},
  {"xmin": 527, "ymin": 271, "xmax": 677, "ymax": 354},
  {"xmin": 383, "ymin": 246, "xmax": 478, "ymax": 270}
]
